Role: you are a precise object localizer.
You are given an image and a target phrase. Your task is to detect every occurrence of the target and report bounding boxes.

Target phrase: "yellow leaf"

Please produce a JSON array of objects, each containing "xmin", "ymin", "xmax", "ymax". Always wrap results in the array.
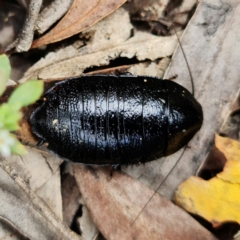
[{"xmin": 174, "ymin": 135, "xmax": 240, "ymax": 227}]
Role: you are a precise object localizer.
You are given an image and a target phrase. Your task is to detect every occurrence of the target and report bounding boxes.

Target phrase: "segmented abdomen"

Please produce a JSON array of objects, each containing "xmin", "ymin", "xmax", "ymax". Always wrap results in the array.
[{"xmin": 30, "ymin": 75, "xmax": 203, "ymax": 165}]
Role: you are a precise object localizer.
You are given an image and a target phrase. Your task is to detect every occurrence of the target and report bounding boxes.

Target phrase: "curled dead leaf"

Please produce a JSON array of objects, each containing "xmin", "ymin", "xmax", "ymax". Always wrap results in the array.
[{"xmin": 31, "ymin": 0, "xmax": 127, "ymax": 48}]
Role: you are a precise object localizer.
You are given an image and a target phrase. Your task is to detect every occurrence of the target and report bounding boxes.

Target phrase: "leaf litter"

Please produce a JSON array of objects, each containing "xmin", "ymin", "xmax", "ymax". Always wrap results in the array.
[
  {"xmin": 175, "ymin": 135, "xmax": 240, "ymax": 228},
  {"xmin": 20, "ymin": 7, "xmax": 179, "ymax": 82},
  {"xmin": 2, "ymin": 0, "xmax": 239, "ymax": 239}
]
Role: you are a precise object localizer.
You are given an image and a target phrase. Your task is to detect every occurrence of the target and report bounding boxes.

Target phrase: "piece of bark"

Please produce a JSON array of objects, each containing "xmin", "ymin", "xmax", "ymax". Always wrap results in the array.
[
  {"xmin": 6, "ymin": 0, "xmax": 42, "ymax": 52},
  {"xmin": 36, "ymin": 0, "xmax": 73, "ymax": 34},
  {"xmin": 0, "ymin": 158, "xmax": 81, "ymax": 240}
]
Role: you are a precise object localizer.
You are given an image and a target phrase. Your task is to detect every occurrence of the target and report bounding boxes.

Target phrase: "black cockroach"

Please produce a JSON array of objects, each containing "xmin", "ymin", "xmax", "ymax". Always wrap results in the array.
[{"xmin": 30, "ymin": 74, "xmax": 203, "ymax": 165}]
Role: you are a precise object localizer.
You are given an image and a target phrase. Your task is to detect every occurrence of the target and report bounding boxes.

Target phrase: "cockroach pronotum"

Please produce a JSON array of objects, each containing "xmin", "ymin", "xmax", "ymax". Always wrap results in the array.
[{"xmin": 30, "ymin": 74, "xmax": 203, "ymax": 165}]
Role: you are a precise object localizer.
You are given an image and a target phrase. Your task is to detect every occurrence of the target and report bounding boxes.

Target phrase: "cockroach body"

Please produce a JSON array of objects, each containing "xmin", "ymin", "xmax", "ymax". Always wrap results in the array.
[{"xmin": 30, "ymin": 74, "xmax": 203, "ymax": 165}]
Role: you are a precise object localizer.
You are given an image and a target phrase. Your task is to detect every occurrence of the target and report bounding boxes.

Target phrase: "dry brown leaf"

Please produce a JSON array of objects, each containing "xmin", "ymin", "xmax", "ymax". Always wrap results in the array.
[
  {"xmin": 73, "ymin": 165, "xmax": 217, "ymax": 240},
  {"xmin": 31, "ymin": 0, "xmax": 127, "ymax": 48},
  {"xmin": 21, "ymin": 8, "xmax": 178, "ymax": 81}
]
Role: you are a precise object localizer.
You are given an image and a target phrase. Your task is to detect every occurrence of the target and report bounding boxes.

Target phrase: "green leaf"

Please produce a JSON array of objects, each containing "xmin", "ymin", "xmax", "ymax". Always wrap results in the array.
[
  {"xmin": 0, "ymin": 103, "xmax": 22, "ymax": 131},
  {"xmin": 8, "ymin": 80, "xmax": 43, "ymax": 108},
  {"xmin": 0, "ymin": 55, "xmax": 11, "ymax": 96}
]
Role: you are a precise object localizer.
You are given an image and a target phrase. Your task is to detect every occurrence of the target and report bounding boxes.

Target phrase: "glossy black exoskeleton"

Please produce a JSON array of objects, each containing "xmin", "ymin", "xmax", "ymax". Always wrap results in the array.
[{"xmin": 30, "ymin": 75, "xmax": 203, "ymax": 165}]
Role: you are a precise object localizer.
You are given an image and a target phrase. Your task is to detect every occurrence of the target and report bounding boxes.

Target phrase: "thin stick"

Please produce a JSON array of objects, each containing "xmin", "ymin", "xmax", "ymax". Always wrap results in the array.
[{"xmin": 131, "ymin": 147, "xmax": 186, "ymax": 226}]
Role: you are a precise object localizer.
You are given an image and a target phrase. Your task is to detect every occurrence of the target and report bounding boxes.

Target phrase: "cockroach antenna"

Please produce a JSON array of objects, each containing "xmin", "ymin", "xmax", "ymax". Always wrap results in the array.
[
  {"xmin": 173, "ymin": 27, "xmax": 195, "ymax": 96},
  {"xmin": 131, "ymin": 16, "xmax": 196, "ymax": 227},
  {"xmin": 131, "ymin": 148, "xmax": 187, "ymax": 227}
]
